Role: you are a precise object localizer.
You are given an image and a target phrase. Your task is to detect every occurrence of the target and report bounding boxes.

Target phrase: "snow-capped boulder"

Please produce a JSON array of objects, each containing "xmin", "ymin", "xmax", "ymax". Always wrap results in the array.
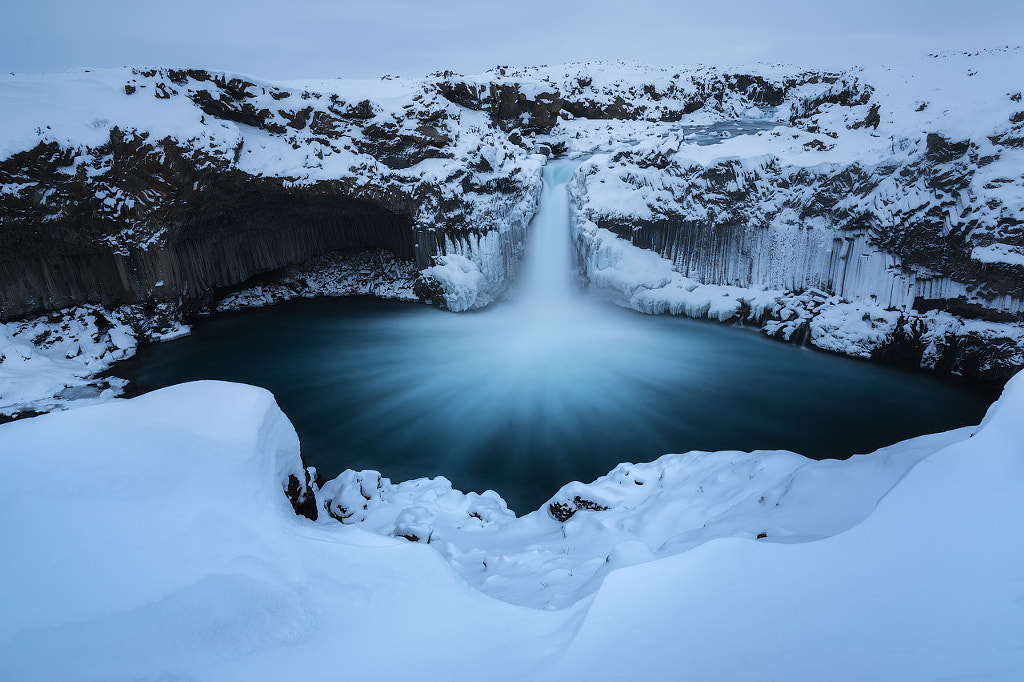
[{"xmin": 415, "ymin": 254, "xmax": 486, "ymax": 311}]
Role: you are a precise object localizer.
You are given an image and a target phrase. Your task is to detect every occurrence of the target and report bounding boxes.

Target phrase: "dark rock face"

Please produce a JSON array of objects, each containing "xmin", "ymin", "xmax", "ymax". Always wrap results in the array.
[
  {"xmin": 433, "ymin": 66, "xmax": 829, "ymax": 133},
  {"xmin": 0, "ymin": 67, "xmax": 539, "ymax": 322},
  {"xmin": 0, "ymin": 133, "xmax": 417, "ymax": 320},
  {"xmin": 591, "ymin": 132, "xmax": 1024, "ymax": 308},
  {"xmin": 435, "ymin": 79, "xmax": 563, "ymax": 132},
  {"xmin": 870, "ymin": 313, "xmax": 1024, "ymax": 384},
  {"xmin": 582, "ymin": 142, "xmax": 1024, "ymax": 383},
  {"xmin": 412, "ymin": 268, "xmax": 449, "ymax": 308},
  {"xmin": 285, "ymin": 467, "xmax": 319, "ymax": 521},
  {"xmin": 547, "ymin": 495, "xmax": 609, "ymax": 522}
]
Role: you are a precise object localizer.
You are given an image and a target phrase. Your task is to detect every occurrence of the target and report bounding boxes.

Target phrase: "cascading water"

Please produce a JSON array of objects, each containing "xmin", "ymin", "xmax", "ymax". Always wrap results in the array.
[
  {"xmin": 119, "ymin": 156, "xmax": 994, "ymax": 514},
  {"xmin": 483, "ymin": 158, "xmax": 630, "ymax": 385},
  {"xmin": 514, "ymin": 159, "xmax": 581, "ymax": 307}
]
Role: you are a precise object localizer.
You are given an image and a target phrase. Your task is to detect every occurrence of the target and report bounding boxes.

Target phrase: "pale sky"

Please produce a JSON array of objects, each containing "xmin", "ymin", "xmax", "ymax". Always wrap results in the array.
[{"xmin": 2, "ymin": 0, "xmax": 1022, "ymax": 79}]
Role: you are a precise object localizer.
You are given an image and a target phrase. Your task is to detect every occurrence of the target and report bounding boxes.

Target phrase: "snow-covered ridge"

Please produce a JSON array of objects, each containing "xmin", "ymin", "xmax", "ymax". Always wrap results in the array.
[
  {"xmin": 2, "ymin": 374, "xmax": 1023, "ymax": 678},
  {"xmin": 315, "ymin": 424, "xmax": 964, "ymax": 609}
]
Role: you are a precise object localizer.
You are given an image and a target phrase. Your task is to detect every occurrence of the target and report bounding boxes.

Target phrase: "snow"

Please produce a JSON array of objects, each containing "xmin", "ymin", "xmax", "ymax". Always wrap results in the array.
[
  {"xmin": 571, "ymin": 217, "xmax": 784, "ymax": 322},
  {"xmin": 3, "ymin": 49, "xmax": 1024, "ymax": 677},
  {"xmin": 419, "ymin": 253, "xmax": 486, "ymax": 312},
  {"xmin": 318, "ymin": 425, "xmax": 964, "ymax": 610},
  {"xmin": 560, "ymin": 49, "xmax": 1024, "ymax": 370},
  {"xmin": 1, "ymin": 374, "xmax": 1023, "ymax": 679},
  {"xmin": 547, "ymin": 371, "xmax": 1024, "ymax": 680},
  {"xmin": 972, "ymin": 243, "xmax": 1024, "ymax": 268},
  {"xmin": 809, "ymin": 301, "xmax": 903, "ymax": 358},
  {"xmin": 0, "ymin": 381, "xmax": 568, "ymax": 681},
  {"xmin": 0, "ymin": 305, "xmax": 155, "ymax": 416}
]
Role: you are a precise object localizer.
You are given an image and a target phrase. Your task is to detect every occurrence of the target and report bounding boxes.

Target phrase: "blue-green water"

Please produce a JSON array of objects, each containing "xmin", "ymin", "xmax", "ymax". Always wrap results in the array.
[
  {"xmin": 117, "ymin": 157, "xmax": 995, "ymax": 514},
  {"xmin": 118, "ymin": 295, "xmax": 994, "ymax": 514}
]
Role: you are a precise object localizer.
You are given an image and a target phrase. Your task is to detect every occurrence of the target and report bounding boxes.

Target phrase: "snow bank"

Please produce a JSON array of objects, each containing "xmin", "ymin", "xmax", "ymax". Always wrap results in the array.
[
  {"xmin": 1, "ymin": 376, "xmax": 1023, "ymax": 678},
  {"xmin": 318, "ymin": 425, "xmax": 964, "ymax": 610},
  {"xmin": 0, "ymin": 303, "xmax": 188, "ymax": 416},
  {"xmin": 972, "ymin": 242, "xmax": 1024, "ymax": 268},
  {"xmin": 544, "ymin": 370, "xmax": 1024, "ymax": 681},
  {"xmin": 417, "ymin": 253, "xmax": 487, "ymax": 311},
  {"xmin": 0, "ymin": 382, "xmax": 567, "ymax": 681},
  {"xmin": 570, "ymin": 214, "xmax": 783, "ymax": 323},
  {"xmin": 809, "ymin": 301, "xmax": 903, "ymax": 358}
]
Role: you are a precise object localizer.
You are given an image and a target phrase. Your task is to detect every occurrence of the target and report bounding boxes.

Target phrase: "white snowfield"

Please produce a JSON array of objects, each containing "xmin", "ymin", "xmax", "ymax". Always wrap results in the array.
[{"xmin": 1, "ymin": 375, "xmax": 1023, "ymax": 680}]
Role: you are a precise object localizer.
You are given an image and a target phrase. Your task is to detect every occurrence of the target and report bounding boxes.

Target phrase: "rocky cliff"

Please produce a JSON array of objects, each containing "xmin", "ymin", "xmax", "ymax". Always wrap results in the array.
[
  {"xmin": 0, "ymin": 68, "xmax": 545, "ymax": 321},
  {"xmin": 565, "ymin": 50, "xmax": 1024, "ymax": 383},
  {"xmin": 2, "ymin": 53, "xmax": 1023, "ymax": 415},
  {"xmin": 0, "ymin": 63, "xmax": 804, "ymax": 322}
]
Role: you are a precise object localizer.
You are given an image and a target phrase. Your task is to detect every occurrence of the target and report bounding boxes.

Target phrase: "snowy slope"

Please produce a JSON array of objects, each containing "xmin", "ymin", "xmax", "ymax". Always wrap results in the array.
[
  {"xmin": 545, "ymin": 371, "xmax": 1024, "ymax": 680},
  {"xmin": 1, "ymin": 375, "xmax": 1022, "ymax": 679},
  {"xmin": 0, "ymin": 382, "xmax": 572, "ymax": 681}
]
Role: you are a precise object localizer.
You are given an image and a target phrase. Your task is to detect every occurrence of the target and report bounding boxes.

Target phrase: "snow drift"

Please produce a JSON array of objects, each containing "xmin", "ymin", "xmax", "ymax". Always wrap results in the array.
[{"xmin": 1, "ymin": 374, "xmax": 1023, "ymax": 679}]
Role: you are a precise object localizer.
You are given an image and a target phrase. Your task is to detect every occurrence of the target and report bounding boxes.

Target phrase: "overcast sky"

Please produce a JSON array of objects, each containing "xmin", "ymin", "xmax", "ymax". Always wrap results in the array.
[{"xmin": 2, "ymin": 1, "xmax": 1021, "ymax": 79}]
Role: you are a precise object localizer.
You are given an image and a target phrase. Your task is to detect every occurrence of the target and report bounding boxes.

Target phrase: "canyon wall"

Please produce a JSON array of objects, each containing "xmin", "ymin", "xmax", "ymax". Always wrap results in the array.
[
  {"xmin": 0, "ymin": 68, "xmax": 545, "ymax": 320},
  {"xmin": 0, "ymin": 62, "xmax": 838, "ymax": 321},
  {"xmin": 568, "ymin": 50, "xmax": 1024, "ymax": 382},
  {"xmin": 2, "ymin": 54, "xmax": 1023, "ymax": 406}
]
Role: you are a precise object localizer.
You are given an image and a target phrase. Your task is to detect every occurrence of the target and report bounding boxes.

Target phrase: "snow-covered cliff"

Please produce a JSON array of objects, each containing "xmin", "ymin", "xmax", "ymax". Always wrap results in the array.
[
  {"xmin": 2, "ymin": 51, "xmax": 1023, "ymax": 417},
  {"xmin": 0, "ymin": 67, "xmax": 548, "ymax": 319},
  {"xmin": 565, "ymin": 49, "xmax": 1024, "ymax": 381}
]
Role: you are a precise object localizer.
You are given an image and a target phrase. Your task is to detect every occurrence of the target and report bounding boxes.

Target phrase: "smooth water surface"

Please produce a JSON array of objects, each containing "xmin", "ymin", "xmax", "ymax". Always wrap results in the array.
[
  {"xmin": 119, "ymin": 157, "xmax": 995, "ymax": 513},
  {"xmin": 119, "ymin": 297, "xmax": 994, "ymax": 513}
]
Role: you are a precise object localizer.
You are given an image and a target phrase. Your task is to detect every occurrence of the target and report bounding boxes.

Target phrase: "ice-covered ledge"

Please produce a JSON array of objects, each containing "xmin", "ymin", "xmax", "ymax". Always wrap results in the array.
[{"xmin": 2, "ymin": 374, "xmax": 1023, "ymax": 678}]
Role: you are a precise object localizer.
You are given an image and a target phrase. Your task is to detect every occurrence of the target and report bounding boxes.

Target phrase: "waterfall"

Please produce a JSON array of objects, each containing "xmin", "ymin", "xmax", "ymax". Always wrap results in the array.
[
  {"xmin": 117, "ymin": 156, "xmax": 995, "ymax": 515},
  {"xmin": 512, "ymin": 159, "xmax": 581, "ymax": 310}
]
